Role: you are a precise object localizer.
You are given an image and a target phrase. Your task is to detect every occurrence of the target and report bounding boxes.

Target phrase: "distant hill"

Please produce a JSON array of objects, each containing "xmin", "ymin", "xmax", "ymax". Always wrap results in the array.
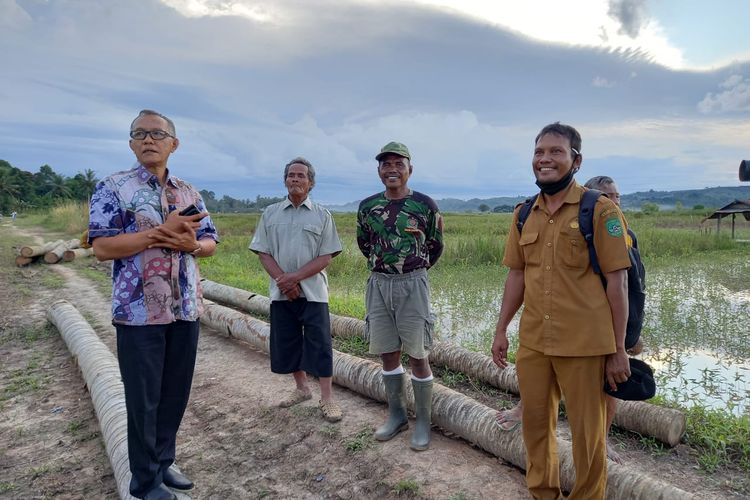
[{"xmin": 326, "ymin": 186, "xmax": 750, "ymax": 213}]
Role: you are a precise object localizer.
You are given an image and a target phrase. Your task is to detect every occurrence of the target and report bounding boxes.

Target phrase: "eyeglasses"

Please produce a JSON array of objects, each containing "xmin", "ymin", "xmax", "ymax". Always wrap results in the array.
[{"xmin": 130, "ymin": 129, "xmax": 174, "ymax": 141}]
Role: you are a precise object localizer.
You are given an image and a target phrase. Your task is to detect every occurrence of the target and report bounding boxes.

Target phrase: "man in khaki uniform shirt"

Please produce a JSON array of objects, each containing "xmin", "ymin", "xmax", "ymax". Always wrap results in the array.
[{"xmin": 492, "ymin": 123, "xmax": 631, "ymax": 500}]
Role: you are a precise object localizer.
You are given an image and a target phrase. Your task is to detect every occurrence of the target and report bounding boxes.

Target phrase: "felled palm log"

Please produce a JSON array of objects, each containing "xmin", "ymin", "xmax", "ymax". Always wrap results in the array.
[
  {"xmin": 44, "ymin": 239, "xmax": 81, "ymax": 264},
  {"xmin": 15, "ymin": 255, "xmax": 39, "ymax": 267},
  {"xmin": 46, "ymin": 300, "xmax": 135, "ymax": 500},
  {"xmin": 201, "ymin": 301, "xmax": 693, "ymax": 500},
  {"xmin": 200, "ymin": 280, "xmax": 686, "ymax": 445},
  {"xmin": 19, "ymin": 239, "xmax": 64, "ymax": 257},
  {"xmin": 63, "ymin": 247, "xmax": 95, "ymax": 262}
]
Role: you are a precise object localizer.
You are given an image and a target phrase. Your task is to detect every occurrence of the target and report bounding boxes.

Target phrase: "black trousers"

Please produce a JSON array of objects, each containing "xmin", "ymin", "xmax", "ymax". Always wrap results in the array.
[
  {"xmin": 116, "ymin": 320, "xmax": 200, "ymax": 498},
  {"xmin": 270, "ymin": 299, "xmax": 333, "ymax": 378}
]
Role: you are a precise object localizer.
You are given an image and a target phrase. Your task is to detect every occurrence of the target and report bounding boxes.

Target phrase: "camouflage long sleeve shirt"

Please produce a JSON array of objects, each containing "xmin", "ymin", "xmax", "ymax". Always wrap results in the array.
[{"xmin": 357, "ymin": 190, "xmax": 444, "ymax": 274}]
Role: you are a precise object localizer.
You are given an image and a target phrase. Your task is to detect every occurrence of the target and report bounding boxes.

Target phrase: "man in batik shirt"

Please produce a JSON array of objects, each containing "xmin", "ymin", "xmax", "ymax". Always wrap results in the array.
[
  {"xmin": 357, "ymin": 141, "xmax": 443, "ymax": 451},
  {"xmin": 89, "ymin": 109, "xmax": 218, "ymax": 500}
]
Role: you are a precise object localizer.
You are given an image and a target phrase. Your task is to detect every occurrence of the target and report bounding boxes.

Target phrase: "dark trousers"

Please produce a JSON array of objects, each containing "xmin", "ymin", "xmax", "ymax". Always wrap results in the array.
[
  {"xmin": 270, "ymin": 299, "xmax": 333, "ymax": 378},
  {"xmin": 116, "ymin": 320, "xmax": 200, "ymax": 498}
]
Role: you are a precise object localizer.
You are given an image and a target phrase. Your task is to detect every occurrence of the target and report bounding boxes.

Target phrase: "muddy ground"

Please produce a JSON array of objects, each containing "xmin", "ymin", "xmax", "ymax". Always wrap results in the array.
[{"xmin": 0, "ymin": 222, "xmax": 747, "ymax": 499}]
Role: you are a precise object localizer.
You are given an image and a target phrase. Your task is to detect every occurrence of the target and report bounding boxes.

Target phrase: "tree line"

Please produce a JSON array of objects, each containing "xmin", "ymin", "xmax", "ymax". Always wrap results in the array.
[
  {"xmin": 0, "ymin": 159, "xmax": 283, "ymax": 214},
  {"xmin": 199, "ymin": 190, "xmax": 284, "ymax": 213},
  {"xmin": 0, "ymin": 160, "xmax": 98, "ymax": 213}
]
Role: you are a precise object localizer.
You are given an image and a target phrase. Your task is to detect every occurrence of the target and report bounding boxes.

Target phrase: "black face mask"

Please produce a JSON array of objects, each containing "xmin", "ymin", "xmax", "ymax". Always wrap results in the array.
[{"xmin": 536, "ymin": 167, "xmax": 577, "ymax": 195}]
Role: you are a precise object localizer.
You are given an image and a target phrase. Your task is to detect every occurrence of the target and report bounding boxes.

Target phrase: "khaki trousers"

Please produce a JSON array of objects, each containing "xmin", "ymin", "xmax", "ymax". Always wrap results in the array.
[{"xmin": 517, "ymin": 345, "xmax": 607, "ymax": 500}]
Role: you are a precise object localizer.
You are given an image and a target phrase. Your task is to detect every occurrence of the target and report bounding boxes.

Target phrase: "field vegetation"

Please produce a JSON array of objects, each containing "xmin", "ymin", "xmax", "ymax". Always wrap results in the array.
[{"xmin": 15, "ymin": 201, "xmax": 750, "ymax": 474}]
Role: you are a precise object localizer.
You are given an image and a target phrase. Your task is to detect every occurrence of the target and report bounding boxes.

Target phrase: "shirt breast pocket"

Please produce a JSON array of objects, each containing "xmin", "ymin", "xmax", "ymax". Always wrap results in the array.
[
  {"xmin": 303, "ymin": 224, "xmax": 323, "ymax": 246},
  {"xmin": 560, "ymin": 227, "xmax": 589, "ymax": 269},
  {"xmin": 519, "ymin": 231, "xmax": 541, "ymax": 265}
]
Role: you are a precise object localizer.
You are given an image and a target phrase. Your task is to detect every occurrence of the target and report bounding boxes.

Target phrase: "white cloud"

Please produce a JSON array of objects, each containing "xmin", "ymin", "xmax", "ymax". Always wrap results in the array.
[
  {"xmin": 1, "ymin": 0, "xmax": 748, "ymax": 205},
  {"xmin": 409, "ymin": 0, "xmax": 685, "ymax": 68},
  {"xmin": 592, "ymin": 76, "xmax": 616, "ymax": 88},
  {"xmin": 698, "ymin": 75, "xmax": 750, "ymax": 114}
]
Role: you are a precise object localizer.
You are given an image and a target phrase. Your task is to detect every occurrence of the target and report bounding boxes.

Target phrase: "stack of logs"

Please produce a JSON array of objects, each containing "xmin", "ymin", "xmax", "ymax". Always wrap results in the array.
[{"xmin": 15, "ymin": 239, "xmax": 95, "ymax": 266}]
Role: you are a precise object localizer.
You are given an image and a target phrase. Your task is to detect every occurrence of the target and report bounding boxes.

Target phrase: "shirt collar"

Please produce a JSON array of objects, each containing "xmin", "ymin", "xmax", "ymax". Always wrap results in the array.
[
  {"xmin": 534, "ymin": 181, "xmax": 583, "ymax": 213},
  {"xmin": 136, "ymin": 164, "xmax": 176, "ymax": 189},
  {"xmin": 282, "ymin": 196, "xmax": 312, "ymax": 210}
]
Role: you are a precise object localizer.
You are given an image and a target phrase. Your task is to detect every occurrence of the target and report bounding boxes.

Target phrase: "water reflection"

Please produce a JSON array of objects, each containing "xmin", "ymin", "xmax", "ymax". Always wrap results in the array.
[
  {"xmin": 430, "ymin": 256, "xmax": 750, "ymax": 416},
  {"xmin": 644, "ymin": 347, "xmax": 749, "ymax": 416}
]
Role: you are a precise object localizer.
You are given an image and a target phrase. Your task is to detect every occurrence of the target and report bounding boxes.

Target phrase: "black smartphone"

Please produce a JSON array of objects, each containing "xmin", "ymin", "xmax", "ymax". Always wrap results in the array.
[{"xmin": 179, "ymin": 204, "xmax": 200, "ymax": 216}]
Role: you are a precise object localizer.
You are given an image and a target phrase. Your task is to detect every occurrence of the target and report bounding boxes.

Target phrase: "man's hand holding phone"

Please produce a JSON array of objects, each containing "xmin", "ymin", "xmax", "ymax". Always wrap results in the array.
[{"xmin": 179, "ymin": 204, "xmax": 201, "ymax": 216}]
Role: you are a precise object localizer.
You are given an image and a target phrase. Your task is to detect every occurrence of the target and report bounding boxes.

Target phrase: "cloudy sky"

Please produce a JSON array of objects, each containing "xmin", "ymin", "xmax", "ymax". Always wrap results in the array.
[{"xmin": 2, "ymin": 0, "xmax": 749, "ymax": 205}]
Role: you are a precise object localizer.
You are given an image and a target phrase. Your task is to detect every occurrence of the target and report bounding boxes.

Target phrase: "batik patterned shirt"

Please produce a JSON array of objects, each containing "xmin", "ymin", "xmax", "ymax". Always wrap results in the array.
[
  {"xmin": 357, "ymin": 190, "xmax": 444, "ymax": 274},
  {"xmin": 88, "ymin": 164, "xmax": 219, "ymax": 325}
]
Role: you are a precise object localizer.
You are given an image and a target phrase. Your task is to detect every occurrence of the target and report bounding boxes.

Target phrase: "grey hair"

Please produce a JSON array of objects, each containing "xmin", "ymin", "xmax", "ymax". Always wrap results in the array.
[
  {"xmin": 284, "ymin": 157, "xmax": 316, "ymax": 189},
  {"xmin": 584, "ymin": 175, "xmax": 615, "ymax": 190},
  {"xmin": 131, "ymin": 109, "xmax": 176, "ymax": 136}
]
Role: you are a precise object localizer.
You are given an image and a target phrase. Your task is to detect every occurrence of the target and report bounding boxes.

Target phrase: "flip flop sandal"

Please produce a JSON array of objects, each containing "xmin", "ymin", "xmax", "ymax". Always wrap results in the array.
[{"xmin": 279, "ymin": 389, "xmax": 312, "ymax": 408}]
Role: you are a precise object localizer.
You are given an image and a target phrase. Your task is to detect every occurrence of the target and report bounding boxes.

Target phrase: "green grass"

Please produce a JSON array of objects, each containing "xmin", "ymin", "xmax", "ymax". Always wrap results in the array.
[
  {"xmin": 332, "ymin": 335, "xmax": 370, "ymax": 358},
  {"xmin": 0, "ymin": 482, "xmax": 17, "ymax": 494},
  {"xmin": 66, "ymin": 420, "xmax": 85, "ymax": 434},
  {"xmin": 40, "ymin": 270, "xmax": 66, "ymax": 289},
  {"xmin": 28, "ymin": 464, "xmax": 52, "ymax": 479},
  {"xmin": 9, "ymin": 206, "xmax": 750, "ymax": 473},
  {"xmin": 392, "ymin": 478, "xmax": 421, "ymax": 497},
  {"xmin": 71, "ymin": 261, "xmax": 112, "ymax": 294},
  {"xmin": 343, "ymin": 427, "xmax": 375, "ymax": 453},
  {"xmin": 1, "ymin": 353, "xmax": 51, "ymax": 402},
  {"xmin": 2, "ymin": 324, "xmax": 57, "ymax": 346},
  {"xmin": 683, "ymin": 406, "xmax": 750, "ymax": 472},
  {"xmin": 436, "ymin": 367, "xmax": 468, "ymax": 388},
  {"xmin": 318, "ymin": 424, "xmax": 340, "ymax": 439}
]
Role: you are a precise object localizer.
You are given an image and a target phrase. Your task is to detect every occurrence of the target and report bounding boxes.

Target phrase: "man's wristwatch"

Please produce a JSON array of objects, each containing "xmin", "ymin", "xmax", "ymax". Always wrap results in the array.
[{"xmin": 189, "ymin": 242, "xmax": 201, "ymax": 256}]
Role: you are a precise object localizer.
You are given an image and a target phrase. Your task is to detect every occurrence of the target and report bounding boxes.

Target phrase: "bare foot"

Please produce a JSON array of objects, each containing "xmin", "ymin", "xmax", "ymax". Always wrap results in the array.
[
  {"xmin": 495, "ymin": 404, "xmax": 522, "ymax": 431},
  {"xmin": 607, "ymin": 441, "xmax": 623, "ymax": 464}
]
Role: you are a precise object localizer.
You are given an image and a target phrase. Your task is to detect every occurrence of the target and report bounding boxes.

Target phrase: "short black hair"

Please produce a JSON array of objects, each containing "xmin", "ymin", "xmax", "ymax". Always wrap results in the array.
[{"xmin": 535, "ymin": 122, "xmax": 581, "ymax": 155}]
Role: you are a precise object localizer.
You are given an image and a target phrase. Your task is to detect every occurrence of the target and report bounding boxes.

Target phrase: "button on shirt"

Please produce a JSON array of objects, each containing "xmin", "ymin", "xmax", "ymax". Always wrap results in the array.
[
  {"xmin": 503, "ymin": 183, "xmax": 631, "ymax": 356},
  {"xmin": 88, "ymin": 165, "xmax": 219, "ymax": 325},
  {"xmin": 249, "ymin": 197, "xmax": 342, "ymax": 303}
]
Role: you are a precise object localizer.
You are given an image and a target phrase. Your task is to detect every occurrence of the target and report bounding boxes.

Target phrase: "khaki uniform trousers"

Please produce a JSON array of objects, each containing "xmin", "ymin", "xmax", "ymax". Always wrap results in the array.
[{"xmin": 517, "ymin": 345, "xmax": 607, "ymax": 500}]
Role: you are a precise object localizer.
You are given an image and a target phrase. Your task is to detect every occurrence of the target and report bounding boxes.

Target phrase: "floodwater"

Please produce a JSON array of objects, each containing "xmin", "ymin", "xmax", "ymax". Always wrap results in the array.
[{"xmin": 431, "ymin": 257, "xmax": 750, "ymax": 416}]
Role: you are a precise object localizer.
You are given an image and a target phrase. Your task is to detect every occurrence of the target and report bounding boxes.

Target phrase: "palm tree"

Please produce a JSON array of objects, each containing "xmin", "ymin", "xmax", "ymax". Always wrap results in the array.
[
  {"xmin": 0, "ymin": 169, "xmax": 20, "ymax": 211},
  {"xmin": 79, "ymin": 169, "xmax": 98, "ymax": 197}
]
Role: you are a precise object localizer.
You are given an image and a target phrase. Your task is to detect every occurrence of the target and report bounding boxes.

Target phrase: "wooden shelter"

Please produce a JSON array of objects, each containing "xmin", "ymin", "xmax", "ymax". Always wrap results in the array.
[{"xmin": 702, "ymin": 199, "xmax": 750, "ymax": 238}]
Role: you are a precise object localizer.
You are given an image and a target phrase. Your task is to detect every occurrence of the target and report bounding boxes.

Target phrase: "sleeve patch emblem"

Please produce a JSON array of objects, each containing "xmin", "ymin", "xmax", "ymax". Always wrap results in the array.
[{"xmin": 605, "ymin": 218, "xmax": 624, "ymax": 237}]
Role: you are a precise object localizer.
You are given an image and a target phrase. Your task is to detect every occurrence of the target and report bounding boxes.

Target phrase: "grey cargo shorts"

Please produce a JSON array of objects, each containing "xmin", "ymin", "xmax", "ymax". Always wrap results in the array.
[{"xmin": 365, "ymin": 268, "xmax": 435, "ymax": 359}]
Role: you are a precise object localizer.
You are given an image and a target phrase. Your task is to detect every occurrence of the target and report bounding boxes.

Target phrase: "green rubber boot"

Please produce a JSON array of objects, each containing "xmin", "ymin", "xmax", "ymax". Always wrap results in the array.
[
  {"xmin": 374, "ymin": 373, "xmax": 409, "ymax": 441},
  {"xmin": 410, "ymin": 379, "xmax": 433, "ymax": 451}
]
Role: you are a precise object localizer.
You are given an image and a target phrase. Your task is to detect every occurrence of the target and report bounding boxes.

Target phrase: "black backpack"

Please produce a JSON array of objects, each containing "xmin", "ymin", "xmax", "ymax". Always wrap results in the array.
[{"xmin": 516, "ymin": 190, "xmax": 645, "ymax": 349}]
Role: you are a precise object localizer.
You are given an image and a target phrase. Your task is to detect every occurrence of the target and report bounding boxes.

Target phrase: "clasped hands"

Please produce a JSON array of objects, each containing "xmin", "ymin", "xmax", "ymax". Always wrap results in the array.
[
  {"xmin": 275, "ymin": 272, "xmax": 302, "ymax": 300},
  {"xmin": 147, "ymin": 209, "xmax": 207, "ymax": 252}
]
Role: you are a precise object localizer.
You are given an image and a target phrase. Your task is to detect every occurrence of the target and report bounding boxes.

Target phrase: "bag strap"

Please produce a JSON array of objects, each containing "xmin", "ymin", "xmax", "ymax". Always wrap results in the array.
[
  {"xmin": 516, "ymin": 193, "xmax": 539, "ymax": 234},
  {"xmin": 579, "ymin": 189, "xmax": 603, "ymax": 278}
]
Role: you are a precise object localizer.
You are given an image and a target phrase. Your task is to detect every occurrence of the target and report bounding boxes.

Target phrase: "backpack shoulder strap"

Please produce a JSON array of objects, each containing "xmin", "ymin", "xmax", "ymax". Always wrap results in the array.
[
  {"xmin": 516, "ymin": 194, "xmax": 539, "ymax": 234},
  {"xmin": 579, "ymin": 189, "xmax": 603, "ymax": 276}
]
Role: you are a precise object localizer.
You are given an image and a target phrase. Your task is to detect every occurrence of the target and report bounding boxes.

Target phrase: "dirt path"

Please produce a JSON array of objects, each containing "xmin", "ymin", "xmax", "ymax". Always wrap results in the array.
[
  {"xmin": 1, "ymin": 225, "xmax": 529, "ymax": 499},
  {"xmin": 1, "ymin": 223, "xmax": 748, "ymax": 499}
]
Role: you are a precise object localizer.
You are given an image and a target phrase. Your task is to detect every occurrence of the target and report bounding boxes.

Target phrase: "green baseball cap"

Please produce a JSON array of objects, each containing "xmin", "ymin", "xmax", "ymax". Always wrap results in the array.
[{"xmin": 375, "ymin": 141, "xmax": 411, "ymax": 161}]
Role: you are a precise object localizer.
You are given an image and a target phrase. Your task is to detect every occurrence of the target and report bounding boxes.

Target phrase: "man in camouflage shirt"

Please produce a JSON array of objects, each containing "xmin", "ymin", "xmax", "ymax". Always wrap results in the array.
[{"xmin": 357, "ymin": 141, "xmax": 444, "ymax": 451}]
